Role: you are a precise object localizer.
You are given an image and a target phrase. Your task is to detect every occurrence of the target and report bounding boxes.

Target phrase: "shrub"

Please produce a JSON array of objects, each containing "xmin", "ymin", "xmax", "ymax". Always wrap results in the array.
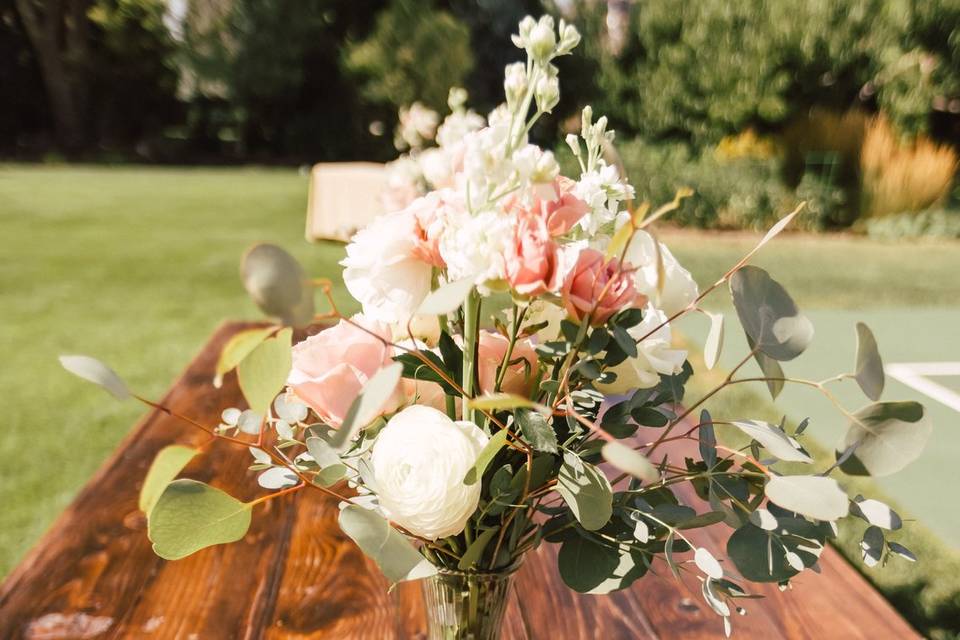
[
  {"xmin": 613, "ymin": 139, "xmax": 791, "ymax": 230},
  {"xmin": 864, "ymin": 209, "xmax": 960, "ymax": 240},
  {"xmin": 860, "ymin": 116, "xmax": 957, "ymax": 218}
]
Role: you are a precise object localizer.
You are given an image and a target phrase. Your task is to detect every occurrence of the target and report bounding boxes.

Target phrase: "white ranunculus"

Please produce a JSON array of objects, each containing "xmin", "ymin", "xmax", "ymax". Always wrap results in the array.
[
  {"xmin": 341, "ymin": 209, "xmax": 433, "ymax": 324},
  {"xmin": 371, "ymin": 405, "xmax": 488, "ymax": 540},
  {"xmin": 623, "ymin": 230, "xmax": 699, "ymax": 317},
  {"xmin": 595, "ymin": 306, "xmax": 687, "ymax": 394}
]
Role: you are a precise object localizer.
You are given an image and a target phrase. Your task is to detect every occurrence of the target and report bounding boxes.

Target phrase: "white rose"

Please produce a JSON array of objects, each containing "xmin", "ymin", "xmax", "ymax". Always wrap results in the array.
[
  {"xmin": 595, "ymin": 306, "xmax": 687, "ymax": 394},
  {"xmin": 623, "ymin": 230, "xmax": 699, "ymax": 317},
  {"xmin": 371, "ymin": 406, "xmax": 488, "ymax": 540},
  {"xmin": 341, "ymin": 208, "xmax": 433, "ymax": 324}
]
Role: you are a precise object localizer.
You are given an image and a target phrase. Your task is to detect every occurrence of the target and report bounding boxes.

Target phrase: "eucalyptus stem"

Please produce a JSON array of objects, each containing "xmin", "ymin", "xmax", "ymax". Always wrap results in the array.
[{"xmin": 463, "ymin": 288, "xmax": 481, "ymax": 424}]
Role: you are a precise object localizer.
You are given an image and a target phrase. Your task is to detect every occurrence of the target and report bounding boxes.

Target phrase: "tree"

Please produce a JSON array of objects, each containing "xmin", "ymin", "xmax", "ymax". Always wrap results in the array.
[{"xmin": 14, "ymin": 0, "xmax": 93, "ymax": 151}]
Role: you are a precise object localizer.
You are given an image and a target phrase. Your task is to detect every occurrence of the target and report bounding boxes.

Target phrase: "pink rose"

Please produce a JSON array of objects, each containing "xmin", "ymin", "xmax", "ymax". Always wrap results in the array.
[
  {"xmin": 476, "ymin": 330, "xmax": 538, "ymax": 396},
  {"xmin": 409, "ymin": 191, "xmax": 462, "ymax": 268},
  {"xmin": 539, "ymin": 177, "xmax": 590, "ymax": 236},
  {"xmin": 287, "ymin": 317, "xmax": 403, "ymax": 427},
  {"xmin": 561, "ymin": 249, "xmax": 645, "ymax": 326},
  {"xmin": 505, "ymin": 214, "xmax": 562, "ymax": 296}
]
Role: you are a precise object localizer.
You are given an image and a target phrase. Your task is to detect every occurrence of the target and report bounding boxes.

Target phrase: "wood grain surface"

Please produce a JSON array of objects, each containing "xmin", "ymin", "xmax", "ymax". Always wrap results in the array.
[{"xmin": 0, "ymin": 322, "xmax": 919, "ymax": 639}]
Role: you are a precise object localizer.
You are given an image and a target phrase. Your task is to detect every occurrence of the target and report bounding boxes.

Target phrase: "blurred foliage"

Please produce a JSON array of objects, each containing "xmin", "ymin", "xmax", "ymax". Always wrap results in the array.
[
  {"xmin": 864, "ymin": 209, "xmax": 960, "ymax": 240},
  {"xmin": 343, "ymin": 0, "xmax": 473, "ymax": 113},
  {"xmin": 860, "ymin": 115, "xmax": 958, "ymax": 218}
]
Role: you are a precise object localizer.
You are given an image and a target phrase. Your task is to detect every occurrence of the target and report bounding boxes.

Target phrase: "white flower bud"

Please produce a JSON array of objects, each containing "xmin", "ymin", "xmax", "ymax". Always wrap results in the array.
[
  {"xmin": 371, "ymin": 406, "xmax": 488, "ymax": 540},
  {"xmin": 565, "ymin": 133, "xmax": 582, "ymax": 158},
  {"xmin": 503, "ymin": 62, "xmax": 527, "ymax": 106},
  {"xmin": 535, "ymin": 74, "xmax": 560, "ymax": 113},
  {"xmin": 529, "ymin": 16, "xmax": 557, "ymax": 62},
  {"xmin": 513, "ymin": 15, "xmax": 537, "ymax": 48},
  {"xmin": 532, "ymin": 149, "xmax": 560, "ymax": 184},
  {"xmin": 447, "ymin": 87, "xmax": 468, "ymax": 112},
  {"xmin": 557, "ymin": 20, "xmax": 581, "ymax": 55}
]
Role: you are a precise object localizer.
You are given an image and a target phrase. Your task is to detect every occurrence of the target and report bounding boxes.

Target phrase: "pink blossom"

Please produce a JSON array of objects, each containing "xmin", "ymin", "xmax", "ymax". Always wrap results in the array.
[
  {"xmin": 538, "ymin": 177, "xmax": 590, "ymax": 236},
  {"xmin": 561, "ymin": 249, "xmax": 644, "ymax": 325},
  {"xmin": 476, "ymin": 330, "xmax": 538, "ymax": 396},
  {"xmin": 287, "ymin": 317, "xmax": 403, "ymax": 427},
  {"xmin": 504, "ymin": 214, "xmax": 562, "ymax": 296}
]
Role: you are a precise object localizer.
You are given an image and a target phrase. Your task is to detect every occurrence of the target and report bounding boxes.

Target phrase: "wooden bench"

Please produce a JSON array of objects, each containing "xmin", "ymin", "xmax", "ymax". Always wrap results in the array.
[{"xmin": 0, "ymin": 322, "xmax": 920, "ymax": 638}]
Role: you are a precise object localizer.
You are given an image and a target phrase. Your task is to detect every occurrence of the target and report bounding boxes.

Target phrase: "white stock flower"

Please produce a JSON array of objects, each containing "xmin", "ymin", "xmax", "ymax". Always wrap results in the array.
[
  {"xmin": 396, "ymin": 102, "xmax": 439, "ymax": 150},
  {"xmin": 436, "ymin": 109, "xmax": 485, "ymax": 148},
  {"xmin": 573, "ymin": 162, "xmax": 635, "ymax": 235},
  {"xmin": 623, "ymin": 230, "xmax": 699, "ymax": 316},
  {"xmin": 419, "ymin": 147, "xmax": 455, "ymax": 189},
  {"xmin": 371, "ymin": 405, "xmax": 488, "ymax": 540},
  {"xmin": 438, "ymin": 207, "xmax": 513, "ymax": 285},
  {"xmin": 595, "ymin": 306, "xmax": 687, "ymax": 394},
  {"xmin": 341, "ymin": 208, "xmax": 433, "ymax": 324}
]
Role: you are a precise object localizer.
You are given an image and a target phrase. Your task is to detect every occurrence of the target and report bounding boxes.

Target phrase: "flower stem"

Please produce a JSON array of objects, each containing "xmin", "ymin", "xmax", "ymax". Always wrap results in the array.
[{"xmin": 463, "ymin": 288, "xmax": 481, "ymax": 424}]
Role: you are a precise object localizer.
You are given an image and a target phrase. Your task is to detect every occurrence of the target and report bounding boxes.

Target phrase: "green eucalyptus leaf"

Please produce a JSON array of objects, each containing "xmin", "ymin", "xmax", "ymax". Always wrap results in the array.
[
  {"xmin": 764, "ymin": 475, "xmax": 849, "ymax": 521},
  {"xmin": 139, "ymin": 445, "xmax": 199, "ymax": 514},
  {"xmin": 556, "ymin": 458, "xmax": 613, "ymax": 531},
  {"xmin": 557, "ymin": 533, "xmax": 618, "ymax": 592},
  {"xmin": 58, "ymin": 355, "xmax": 130, "ymax": 400},
  {"xmin": 851, "ymin": 496, "xmax": 902, "ymax": 531},
  {"xmin": 330, "ymin": 362, "xmax": 403, "ymax": 449},
  {"xmin": 468, "ymin": 393, "xmax": 545, "ymax": 413},
  {"xmin": 147, "ymin": 479, "xmax": 252, "ymax": 560},
  {"xmin": 727, "ymin": 519, "xmax": 823, "ymax": 583},
  {"xmin": 516, "ymin": 409, "xmax": 558, "ymax": 454},
  {"xmin": 457, "ymin": 527, "xmax": 499, "ymax": 570},
  {"xmin": 601, "ymin": 441, "xmax": 658, "ymax": 483},
  {"xmin": 730, "ymin": 420, "xmax": 812, "ymax": 463},
  {"xmin": 854, "ymin": 323, "xmax": 885, "ymax": 401},
  {"xmin": 730, "ymin": 266, "xmax": 813, "ymax": 362},
  {"xmin": 887, "ymin": 541, "xmax": 917, "ymax": 562},
  {"xmin": 314, "ymin": 464, "xmax": 348, "ymax": 487},
  {"xmin": 237, "ymin": 328, "xmax": 292, "ymax": 414},
  {"xmin": 699, "ymin": 409, "xmax": 717, "ymax": 467},
  {"xmin": 838, "ymin": 401, "xmax": 932, "ymax": 477},
  {"xmin": 694, "ymin": 547, "xmax": 724, "ymax": 579},
  {"xmin": 464, "ymin": 429, "xmax": 509, "ymax": 485},
  {"xmin": 861, "ymin": 525, "xmax": 885, "ymax": 567},
  {"xmin": 749, "ymin": 334, "xmax": 785, "ymax": 400},
  {"xmin": 704, "ymin": 311, "xmax": 724, "ymax": 370},
  {"xmin": 214, "ymin": 327, "xmax": 275, "ymax": 388},
  {"xmin": 337, "ymin": 504, "xmax": 437, "ymax": 583},
  {"xmin": 418, "ymin": 278, "xmax": 474, "ymax": 315},
  {"xmin": 240, "ymin": 243, "xmax": 314, "ymax": 328}
]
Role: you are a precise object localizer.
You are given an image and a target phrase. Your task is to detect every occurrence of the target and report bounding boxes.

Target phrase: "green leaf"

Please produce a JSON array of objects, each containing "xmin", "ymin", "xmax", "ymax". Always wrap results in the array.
[
  {"xmin": 330, "ymin": 362, "xmax": 403, "ymax": 449},
  {"xmin": 838, "ymin": 401, "xmax": 932, "ymax": 477},
  {"xmin": 463, "ymin": 429, "xmax": 509, "ymax": 485},
  {"xmin": 314, "ymin": 464, "xmax": 348, "ymax": 487},
  {"xmin": 699, "ymin": 409, "xmax": 717, "ymax": 467},
  {"xmin": 418, "ymin": 278, "xmax": 474, "ymax": 315},
  {"xmin": 887, "ymin": 541, "xmax": 917, "ymax": 562},
  {"xmin": 727, "ymin": 518, "xmax": 824, "ymax": 583},
  {"xmin": 851, "ymin": 496, "xmax": 902, "ymax": 531},
  {"xmin": 467, "ymin": 393, "xmax": 546, "ymax": 413},
  {"xmin": 237, "ymin": 328, "xmax": 292, "ymax": 414},
  {"xmin": 748, "ymin": 334, "xmax": 785, "ymax": 400},
  {"xmin": 139, "ymin": 445, "xmax": 198, "ymax": 514},
  {"xmin": 730, "ymin": 420, "xmax": 812, "ymax": 463},
  {"xmin": 854, "ymin": 323, "xmax": 884, "ymax": 401},
  {"xmin": 395, "ymin": 351, "xmax": 459, "ymax": 395},
  {"xmin": 213, "ymin": 327, "xmax": 275, "ymax": 388},
  {"xmin": 730, "ymin": 266, "xmax": 813, "ymax": 361},
  {"xmin": 147, "ymin": 479, "xmax": 252, "ymax": 560},
  {"xmin": 861, "ymin": 525, "xmax": 885, "ymax": 567},
  {"xmin": 556, "ymin": 458, "xmax": 613, "ymax": 531},
  {"xmin": 558, "ymin": 533, "xmax": 636, "ymax": 594},
  {"xmin": 764, "ymin": 475, "xmax": 849, "ymax": 521},
  {"xmin": 58, "ymin": 355, "xmax": 130, "ymax": 400},
  {"xmin": 457, "ymin": 527, "xmax": 499, "ymax": 570},
  {"xmin": 601, "ymin": 441, "xmax": 658, "ymax": 483},
  {"xmin": 695, "ymin": 547, "xmax": 724, "ymax": 579},
  {"xmin": 240, "ymin": 244, "xmax": 314, "ymax": 328},
  {"xmin": 704, "ymin": 311, "xmax": 724, "ymax": 370},
  {"xmin": 337, "ymin": 504, "xmax": 437, "ymax": 583},
  {"xmin": 516, "ymin": 409, "xmax": 558, "ymax": 454}
]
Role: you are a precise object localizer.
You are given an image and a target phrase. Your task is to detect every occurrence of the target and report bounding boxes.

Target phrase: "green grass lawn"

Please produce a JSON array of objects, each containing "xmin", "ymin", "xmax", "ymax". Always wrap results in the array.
[{"xmin": 2, "ymin": 165, "xmax": 959, "ymax": 636}]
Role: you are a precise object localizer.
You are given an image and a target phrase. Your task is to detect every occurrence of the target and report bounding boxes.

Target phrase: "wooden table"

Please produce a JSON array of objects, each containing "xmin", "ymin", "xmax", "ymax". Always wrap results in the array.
[{"xmin": 0, "ymin": 322, "xmax": 919, "ymax": 639}]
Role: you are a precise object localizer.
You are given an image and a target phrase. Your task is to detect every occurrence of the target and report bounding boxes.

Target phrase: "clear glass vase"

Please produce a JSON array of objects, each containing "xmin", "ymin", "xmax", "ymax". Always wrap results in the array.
[{"xmin": 421, "ymin": 562, "xmax": 521, "ymax": 640}]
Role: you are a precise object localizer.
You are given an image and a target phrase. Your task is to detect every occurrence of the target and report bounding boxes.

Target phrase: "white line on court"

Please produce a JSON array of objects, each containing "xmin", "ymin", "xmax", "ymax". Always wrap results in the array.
[{"xmin": 886, "ymin": 362, "xmax": 960, "ymax": 412}]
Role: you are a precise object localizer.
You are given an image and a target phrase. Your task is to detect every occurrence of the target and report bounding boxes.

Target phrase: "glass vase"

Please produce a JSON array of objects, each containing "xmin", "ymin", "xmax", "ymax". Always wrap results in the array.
[{"xmin": 421, "ymin": 562, "xmax": 521, "ymax": 640}]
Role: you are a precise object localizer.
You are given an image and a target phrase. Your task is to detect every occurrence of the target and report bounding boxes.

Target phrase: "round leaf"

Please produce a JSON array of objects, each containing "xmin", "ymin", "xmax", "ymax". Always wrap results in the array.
[
  {"xmin": 730, "ymin": 266, "xmax": 813, "ymax": 361},
  {"xmin": 730, "ymin": 420, "xmax": 812, "ymax": 463},
  {"xmin": 59, "ymin": 355, "xmax": 130, "ymax": 400},
  {"xmin": 601, "ymin": 441, "xmax": 658, "ymax": 483},
  {"xmin": 257, "ymin": 466, "xmax": 298, "ymax": 489},
  {"xmin": 695, "ymin": 547, "xmax": 724, "ymax": 579},
  {"xmin": 237, "ymin": 328, "xmax": 292, "ymax": 414},
  {"xmin": 556, "ymin": 459, "xmax": 613, "ymax": 531},
  {"xmin": 214, "ymin": 327, "xmax": 274, "ymax": 388},
  {"xmin": 851, "ymin": 497, "xmax": 902, "ymax": 530},
  {"xmin": 764, "ymin": 475, "xmax": 849, "ymax": 522},
  {"xmin": 338, "ymin": 504, "xmax": 437, "ymax": 583},
  {"xmin": 854, "ymin": 322, "xmax": 885, "ymax": 401},
  {"xmin": 240, "ymin": 244, "xmax": 314, "ymax": 327},
  {"xmin": 557, "ymin": 534, "xmax": 623, "ymax": 593},
  {"xmin": 139, "ymin": 445, "xmax": 198, "ymax": 514},
  {"xmin": 147, "ymin": 479, "xmax": 252, "ymax": 560},
  {"xmin": 838, "ymin": 401, "xmax": 931, "ymax": 477}
]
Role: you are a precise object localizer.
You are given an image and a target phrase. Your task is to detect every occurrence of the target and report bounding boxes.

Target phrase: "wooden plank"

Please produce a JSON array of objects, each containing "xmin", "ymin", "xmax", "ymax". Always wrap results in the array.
[{"xmin": 0, "ymin": 322, "xmax": 919, "ymax": 639}]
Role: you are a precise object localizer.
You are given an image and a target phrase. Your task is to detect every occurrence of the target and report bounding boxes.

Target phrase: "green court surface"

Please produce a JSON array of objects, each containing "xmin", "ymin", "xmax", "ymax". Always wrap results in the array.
[{"xmin": 680, "ymin": 307, "xmax": 960, "ymax": 548}]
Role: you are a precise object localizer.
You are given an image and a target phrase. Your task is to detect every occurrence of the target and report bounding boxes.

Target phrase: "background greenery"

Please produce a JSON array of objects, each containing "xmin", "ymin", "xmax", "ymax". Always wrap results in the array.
[{"xmin": 2, "ymin": 165, "xmax": 959, "ymax": 635}]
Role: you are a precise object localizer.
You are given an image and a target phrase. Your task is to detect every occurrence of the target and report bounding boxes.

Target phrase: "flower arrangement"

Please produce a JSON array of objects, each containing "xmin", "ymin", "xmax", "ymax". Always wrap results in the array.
[{"xmin": 61, "ymin": 15, "xmax": 931, "ymax": 639}]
